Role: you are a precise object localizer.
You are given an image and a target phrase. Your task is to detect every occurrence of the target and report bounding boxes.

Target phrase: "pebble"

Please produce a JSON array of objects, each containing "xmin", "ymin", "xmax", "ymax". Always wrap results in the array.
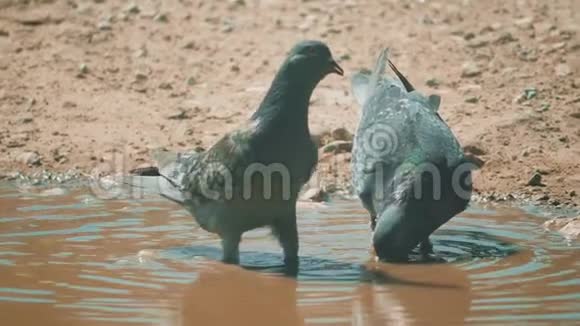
[
  {"xmin": 182, "ymin": 41, "xmax": 197, "ymax": 50},
  {"xmin": 165, "ymin": 108, "xmax": 192, "ymax": 120},
  {"xmin": 466, "ymin": 37, "xmax": 489, "ymax": 49},
  {"xmin": 543, "ymin": 217, "xmax": 580, "ymax": 240},
  {"xmin": 125, "ymin": 3, "xmax": 140, "ymax": 14},
  {"xmin": 465, "ymin": 96, "xmax": 479, "ymax": 104},
  {"xmin": 300, "ymin": 187, "xmax": 325, "ymax": 202},
  {"xmin": 464, "ymin": 153, "xmax": 485, "ymax": 169},
  {"xmin": 158, "ymin": 82, "xmax": 173, "ymax": 90},
  {"xmin": 514, "ymin": 17, "xmax": 533, "ymax": 30},
  {"xmin": 321, "ymin": 140, "xmax": 352, "ymax": 154},
  {"xmin": 153, "ymin": 13, "xmax": 168, "ymax": 23},
  {"xmin": 555, "ymin": 63, "xmax": 572, "ymax": 77},
  {"xmin": 515, "ymin": 87, "xmax": 537, "ymax": 104},
  {"xmin": 426, "ymin": 78, "xmax": 440, "ymax": 87},
  {"xmin": 330, "ymin": 127, "xmax": 353, "ymax": 142},
  {"xmin": 534, "ymin": 193, "xmax": 550, "ymax": 201},
  {"xmin": 495, "ymin": 32, "xmax": 517, "ymax": 44},
  {"xmin": 310, "ymin": 127, "xmax": 332, "ymax": 147},
  {"xmin": 527, "ymin": 172, "xmax": 545, "ymax": 187},
  {"xmin": 463, "ymin": 143, "xmax": 486, "ymax": 156},
  {"xmin": 78, "ymin": 63, "xmax": 89, "ymax": 77},
  {"xmin": 222, "ymin": 23, "xmax": 234, "ymax": 33},
  {"xmin": 461, "ymin": 62, "xmax": 482, "ymax": 78},
  {"xmin": 18, "ymin": 151, "xmax": 42, "ymax": 167}
]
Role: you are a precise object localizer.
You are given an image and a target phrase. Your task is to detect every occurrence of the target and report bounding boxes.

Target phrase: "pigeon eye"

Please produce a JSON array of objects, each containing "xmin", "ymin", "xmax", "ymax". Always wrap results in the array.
[{"xmin": 306, "ymin": 47, "xmax": 317, "ymax": 56}]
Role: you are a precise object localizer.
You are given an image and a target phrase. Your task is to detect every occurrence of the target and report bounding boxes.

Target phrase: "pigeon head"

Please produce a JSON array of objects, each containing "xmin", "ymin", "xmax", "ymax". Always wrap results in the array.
[
  {"xmin": 251, "ymin": 40, "xmax": 343, "ymax": 123},
  {"xmin": 285, "ymin": 40, "xmax": 344, "ymax": 82}
]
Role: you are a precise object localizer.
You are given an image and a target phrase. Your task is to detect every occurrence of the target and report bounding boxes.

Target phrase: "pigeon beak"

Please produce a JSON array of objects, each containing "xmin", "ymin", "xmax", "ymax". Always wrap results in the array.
[{"xmin": 328, "ymin": 59, "xmax": 344, "ymax": 76}]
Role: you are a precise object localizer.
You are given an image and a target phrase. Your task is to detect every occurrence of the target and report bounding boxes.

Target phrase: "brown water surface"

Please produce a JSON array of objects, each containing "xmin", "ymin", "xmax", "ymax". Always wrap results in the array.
[{"xmin": 0, "ymin": 183, "xmax": 578, "ymax": 325}]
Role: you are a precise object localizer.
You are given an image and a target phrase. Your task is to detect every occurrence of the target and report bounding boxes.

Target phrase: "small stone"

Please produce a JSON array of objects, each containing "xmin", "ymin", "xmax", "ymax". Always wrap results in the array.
[
  {"xmin": 228, "ymin": 0, "xmax": 246, "ymax": 9},
  {"xmin": 300, "ymin": 187, "xmax": 325, "ymax": 202},
  {"xmin": 20, "ymin": 116, "xmax": 34, "ymax": 124},
  {"xmin": 53, "ymin": 150, "xmax": 68, "ymax": 164},
  {"xmin": 570, "ymin": 190, "xmax": 577, "ymax": 197},
  {"xmin": 534, "ymin": 193, "xmax": 550, "ymax": 201},
  {"xmin": 18, "ymin": 151, "xmax": 42, "ymax": 167},
  {"xmin": 570, "ymin": 41, "xmax": 580, "ymax": 52},
  {"xmin": 165, "ymin": 108, "xmax": 192, "ymax": 120},
  {"xmin": 426, "ymin": 78, "xmax": 440, "ymax": 87},
  {"xmin": 40, "ymin": 188, "xmax": 67, "ymax": 196},
  {"xmin": 536, "ymin": 103, "xmax": 550, "ymax": 112},
  {"xmin": 222, "ymin": 23, "xmax": 234, "ymax": 33},
  {"xmin": 153, "ymin": 13, "xmax": 168, "ymax": 23},
  {"xmin": 527, "ymin": 172, "xmax": 545, "ymax": 187},
  {"xmin": 555, "ymin": 63, "xmax": 572, "ymax": 77},
  {"xmin": 550, "ymin": 42, "xmax": 567, "ymax": 52},
  {"xmin": 62, "ymin": 101, "xmax": 77, "ymax": 109},
  {"xmin": 331, "ymin": 127, "xmax": 353, "ymax": 141},
  {"xmin": 134, "ymin": 47, "xmax": 148, "ymax": 58},
  {"xmin": 78, "ymin": 63, "xmax": 89, "ymax": 75},
  {"xmin": 186, "ymin": 76, "xmax": 196, "ymax": 86},
  {"xmin": 465, "ymin": 96, "xmax": 479, "ymax": 104},
  {"xmin": 495, "ymin": 32, "xmax": 517, "ymax": 44},
  {"xmin": 158, "ymin": 82, "xmax": 173, "ymax": 90},
  {"xmin": 463, "ymin": 143, "xmax": 486, "ymax": 156},
  {"xmin": 321, "ymin": 140, "xmax": 352, "ymax": 154},
  {"xmin": 125, "ymin": 3, "xmax": 140, "ymax": 14},
  {"xmin": 524, "ymin": 87, "xmax": 537, "ymax": 100},
  {"xmin": 97, "ymin": 19, "xmax": 112, "ymax": 30},
  {"xmin": 323, "ymin": 183, "xmax": 338, "ymax": 193},
  {"xmin": 339, "ymin": 54, "xmax": 351, "ymax": 61},
  {"xmin": 310, "ymin": 128, "xmax": 332, "ymax": 147},
  {"xmin": 182, "ymin": 41, "xmax": 197, "ymax": 50},
  {"xmin": 134, "ymin": 72, "xmax": 148, "ymax": 82},
  {"xmin": 514, "ymin": 17, "xmax": 533, "ymax": 30},
  {"xmin": 463, "ymin": 32, "xmax": 475, "ymax": 40},
  {"xmin": 544, "ymin": 217, "xmax": 580, "ymax": 240},
  {"xmin": 461, "ymin": 62, "xmax": 482, "ymax": 78},
  {"xmin": 466, "ymin": 38, "xmax": 489, "ymax": 49},
  {"xmin": 464, "ymin": 153, "xmax": 485, "ymax": 169}
]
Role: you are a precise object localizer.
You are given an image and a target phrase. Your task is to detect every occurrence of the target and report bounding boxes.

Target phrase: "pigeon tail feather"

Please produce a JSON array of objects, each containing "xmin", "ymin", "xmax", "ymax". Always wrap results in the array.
[
  {"xmin": 123, "ymin": 175, "xmax": 187, "ymax": 204},
  {"xmin": 368, "ymin": 48, "xmax": 389, "ymax": 93},
  {"xmin": 387, "ymin": 59, "xmax": 415, "ymax": 93}
]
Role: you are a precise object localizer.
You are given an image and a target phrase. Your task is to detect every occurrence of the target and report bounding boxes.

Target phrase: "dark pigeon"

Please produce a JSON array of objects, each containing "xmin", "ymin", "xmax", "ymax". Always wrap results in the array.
[
  {"xmin": 351, "ymin": 49, "xmax": 473, "ymax": 261},
  {"xmin": 129, "ymin": 41, "xmax": 343, "ymax": 267}
]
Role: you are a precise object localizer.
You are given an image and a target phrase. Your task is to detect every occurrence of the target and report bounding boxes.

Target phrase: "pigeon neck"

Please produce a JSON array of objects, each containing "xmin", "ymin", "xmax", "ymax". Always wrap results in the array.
[{"xmin": 252, "ymin": 66, "xmax": 317, "ymax": 131}]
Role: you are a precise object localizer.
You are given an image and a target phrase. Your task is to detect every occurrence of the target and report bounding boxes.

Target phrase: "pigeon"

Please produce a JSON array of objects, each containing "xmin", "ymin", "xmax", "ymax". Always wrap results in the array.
[
  {"xmin": 129, "ymin": 40, "xmax": 343, "ymax": 266},
  {"xmin": 350, "ymin": 49, "xmax": 473, "ymax": 261}
]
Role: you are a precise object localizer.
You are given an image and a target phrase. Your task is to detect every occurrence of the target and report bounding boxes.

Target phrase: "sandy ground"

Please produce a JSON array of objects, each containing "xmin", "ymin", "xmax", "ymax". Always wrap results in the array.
[{"xmin": 0, "ymin": 0, "xmax": 579, "ymax": 208}]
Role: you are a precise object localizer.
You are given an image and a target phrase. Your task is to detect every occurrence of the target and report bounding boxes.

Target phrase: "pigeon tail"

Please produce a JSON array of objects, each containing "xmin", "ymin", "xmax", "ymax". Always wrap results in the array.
[
  {"xmin": 387, "ymin": 59, "xmax": 414, "ymax": 92},
  {"xmin": 351, "ymin": 48, "xmax": 390, "ymax": 106},
  {"xmin": 123, "ymin": 175, "xmax": 188, "ymax": 204},
  {"xmin": 368, "ymin": 48, "xmax": 389, "ymax": 92}
]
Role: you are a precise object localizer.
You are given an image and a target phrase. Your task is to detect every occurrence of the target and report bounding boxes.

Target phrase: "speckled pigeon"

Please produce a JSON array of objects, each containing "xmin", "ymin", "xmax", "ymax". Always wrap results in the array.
[
  {"xmin": 351, "ymin": 49, "xmax": 473, "ymax": 261},
  {"xmin": 129, "ymin": 41, "xmax": 343, "ymax": 266}
]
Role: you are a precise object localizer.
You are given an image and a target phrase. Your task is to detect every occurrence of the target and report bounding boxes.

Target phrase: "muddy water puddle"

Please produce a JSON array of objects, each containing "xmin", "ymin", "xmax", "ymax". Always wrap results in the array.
[{"xmin": 0, "ymin": 183, "xmax": 578, "ymax": 325}]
